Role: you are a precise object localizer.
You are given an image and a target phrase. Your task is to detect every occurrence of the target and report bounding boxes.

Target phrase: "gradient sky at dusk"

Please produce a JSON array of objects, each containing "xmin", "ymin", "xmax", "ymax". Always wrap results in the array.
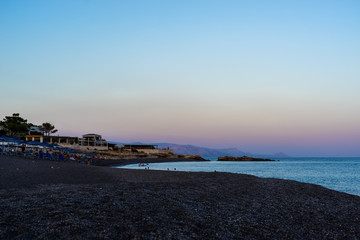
[{"xmin": 1, "ymin": 0, "xmax": 359, "ymax": 156}]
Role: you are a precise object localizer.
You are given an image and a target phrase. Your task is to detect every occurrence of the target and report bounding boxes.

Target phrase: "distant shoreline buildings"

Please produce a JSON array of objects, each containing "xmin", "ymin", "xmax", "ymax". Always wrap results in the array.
[
  {"xmin": 25, "ymin": 133, "xmax": 110, "ymax": 150},
  {"xmin": 24, "ymin": 133, "xmax": 173, "ymax": 154}
]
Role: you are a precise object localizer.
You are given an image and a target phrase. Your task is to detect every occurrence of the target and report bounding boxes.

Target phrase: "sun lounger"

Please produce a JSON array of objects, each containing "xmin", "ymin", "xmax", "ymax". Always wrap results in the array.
[
  {"xmin": 39, "ymin": 151, "xmax": 44, "ymax": 159},
  {"xmin": 46, "ymin": 152, "xmax": 54, "ymax": 160}
]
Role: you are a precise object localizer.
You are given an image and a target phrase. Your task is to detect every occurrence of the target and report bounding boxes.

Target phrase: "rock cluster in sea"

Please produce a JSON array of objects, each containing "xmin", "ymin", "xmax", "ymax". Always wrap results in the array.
[{"xmin": 218, "ymin": 156, "xmax": 275, "ymax": 161}]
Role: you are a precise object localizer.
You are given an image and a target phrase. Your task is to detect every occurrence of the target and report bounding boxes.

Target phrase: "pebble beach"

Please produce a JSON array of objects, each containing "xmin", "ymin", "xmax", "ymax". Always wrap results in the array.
[{"xmin": 1, "ymin": 155, "xmax": 360, "ymax": 239}]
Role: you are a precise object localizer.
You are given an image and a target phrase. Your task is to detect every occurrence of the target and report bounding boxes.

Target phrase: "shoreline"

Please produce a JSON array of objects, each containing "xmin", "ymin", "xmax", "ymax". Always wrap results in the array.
[
  {"xmin": 118, "ymin": 157, "xmax": 360, "ymax": 197},
  {"xmin": 1, "ymin": 155, "xmax": 360, "ymax": 239},
  {"xmin": 93, "ymin": 157, "xmax": 210, "ymax": 167}
]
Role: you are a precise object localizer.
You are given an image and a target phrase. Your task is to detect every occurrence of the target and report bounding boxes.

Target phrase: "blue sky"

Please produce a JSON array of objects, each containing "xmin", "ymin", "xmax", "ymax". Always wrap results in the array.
[{"xmin": 1, "ymin": 0, "xmax": 359, "ymax": 156}]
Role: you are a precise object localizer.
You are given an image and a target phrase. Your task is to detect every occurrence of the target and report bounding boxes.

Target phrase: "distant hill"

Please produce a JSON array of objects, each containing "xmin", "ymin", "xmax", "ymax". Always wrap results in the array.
[
  {"xmin": 157, "ymin": 143, "xmax": 240, "ymax": 157},
  {"xmin": 156, "ymin": 143, "xmax": 289, "ymax": 159},
  {"xmin": 115, "ymin": 141, "xmax": 289, "ymax": 159}
]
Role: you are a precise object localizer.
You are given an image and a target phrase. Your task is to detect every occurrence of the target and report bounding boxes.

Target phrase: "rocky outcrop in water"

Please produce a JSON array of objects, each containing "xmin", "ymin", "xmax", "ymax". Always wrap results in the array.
[
  {"xmin": 218, "ymin": 156, "xmax": 276, "ymax": 161},
  {"xmin": 183, "ymin": 155, "xmax": 207, "ymax": 161}
]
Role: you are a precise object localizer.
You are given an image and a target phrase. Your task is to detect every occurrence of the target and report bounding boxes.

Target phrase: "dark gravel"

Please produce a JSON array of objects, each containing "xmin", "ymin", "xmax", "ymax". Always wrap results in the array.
[{"xmin": 1, "ymin": 155, "xmax": 359, "ymax": 239}]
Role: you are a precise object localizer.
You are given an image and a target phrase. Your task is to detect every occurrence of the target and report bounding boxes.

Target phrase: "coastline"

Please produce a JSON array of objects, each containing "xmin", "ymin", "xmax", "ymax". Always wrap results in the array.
[
  {"xmin": 1, "ymin": 155, "xmax": 360, "ymax": 239},
  {"xmin": 93, "ymin": 157, "xmax": 210, "ymax": 167}
]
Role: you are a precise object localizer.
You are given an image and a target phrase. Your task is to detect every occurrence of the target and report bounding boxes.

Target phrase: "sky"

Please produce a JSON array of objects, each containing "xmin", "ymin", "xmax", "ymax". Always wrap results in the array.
[{"xmin": 1, "ymin": 0, "xmax": 359, "ymax": 157}]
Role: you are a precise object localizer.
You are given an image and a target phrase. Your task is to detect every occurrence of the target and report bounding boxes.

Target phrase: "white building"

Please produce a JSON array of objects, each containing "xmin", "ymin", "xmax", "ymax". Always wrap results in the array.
[{"xmin": 78, "ymin": 133, "xmax": 108, "ymax": 147}]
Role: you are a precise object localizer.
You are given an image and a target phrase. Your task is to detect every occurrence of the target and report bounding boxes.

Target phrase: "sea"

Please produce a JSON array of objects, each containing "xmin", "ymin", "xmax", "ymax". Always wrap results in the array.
[{"xmin": 117, "ymin": 157, "xmax": 360, "ymax": 196}]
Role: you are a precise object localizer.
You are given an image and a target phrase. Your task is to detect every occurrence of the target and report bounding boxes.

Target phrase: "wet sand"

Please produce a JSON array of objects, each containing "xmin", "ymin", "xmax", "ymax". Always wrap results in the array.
[{"xmin": 1, "ymin": 155, "xmax": 359, "ymax": 239}]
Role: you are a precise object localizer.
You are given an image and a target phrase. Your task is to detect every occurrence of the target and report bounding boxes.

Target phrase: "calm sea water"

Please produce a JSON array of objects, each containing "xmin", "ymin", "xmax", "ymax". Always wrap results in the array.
[{"xmin": 117, "ymin": 157, "xmax": 360, "ymax": 196}]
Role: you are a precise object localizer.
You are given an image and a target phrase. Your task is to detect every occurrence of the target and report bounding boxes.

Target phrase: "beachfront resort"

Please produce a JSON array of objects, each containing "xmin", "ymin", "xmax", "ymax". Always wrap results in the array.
[
  {"xmin": 0, "ymin": 113, "xmax": 200, "ymax": 163},
  {"xmin": 0, "ymin": 132, "xmax": 179, "ymax": 163},
  {"xmin": 1, "ymin": 113, "xmax": 360, "ymax": 239}
]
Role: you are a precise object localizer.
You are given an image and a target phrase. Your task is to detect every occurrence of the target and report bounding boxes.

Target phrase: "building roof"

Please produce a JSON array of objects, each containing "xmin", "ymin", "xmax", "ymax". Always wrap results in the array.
[{"xmin": 82, "ymin": 133, "xmax": 101, "ymax": 137}]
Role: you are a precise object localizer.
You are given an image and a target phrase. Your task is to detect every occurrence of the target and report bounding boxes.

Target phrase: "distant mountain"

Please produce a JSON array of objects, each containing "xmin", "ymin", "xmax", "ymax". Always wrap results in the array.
[
  {"xmin": 218, "ymin": 147, "xmax": 247, "ymax": 156},
  {"xmin": 155, "ymin": 143, "xmax": 289, "ymax": 159},
  {"xmin": 156, "ymin": 143, "xmax": 236, "ymax": 157},
  {"xmin": 114, "ymin": 141, "xmax": 289, "ymax": 159}
]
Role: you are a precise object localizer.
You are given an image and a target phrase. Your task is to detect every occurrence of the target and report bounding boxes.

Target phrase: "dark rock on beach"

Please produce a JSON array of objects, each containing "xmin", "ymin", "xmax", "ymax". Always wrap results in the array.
[
  {"xmin": 218, "ymin": 155, "xmax": 276, "ymax": 161},
  {"xmin": 1, "ymin": 155, "xmax": 359, "ymax": 239}
]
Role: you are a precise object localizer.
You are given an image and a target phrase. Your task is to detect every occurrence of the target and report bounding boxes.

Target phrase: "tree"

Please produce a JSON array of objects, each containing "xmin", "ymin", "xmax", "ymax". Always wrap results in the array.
[
  {"xmin": 39, "ymin": 122, "xmax": 58, "ymax": 136},
  {"xmin": 0, "ymin": 113, "xmax": 29, "ymax": 138}
]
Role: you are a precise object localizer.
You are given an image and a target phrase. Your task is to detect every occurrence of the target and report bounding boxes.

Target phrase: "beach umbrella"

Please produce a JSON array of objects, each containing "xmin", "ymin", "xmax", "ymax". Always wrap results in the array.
[
  {"xmin": 63, "ymin": 148, "xmax": 75, "ymax": 153},
  {"xmin": 0, "ymin": 135, "xmax": 8, "ymax": 147},
  {"xmin": 27, "ymin": 140, "xmax": 42, "ymax": 145},
  {"xmin": 0, "ymin": 135, "xmax": 11, "ymax": 141},
  {"xmin": 26, "ymin": 141, "xmax": 44, "ymax": 150},
  {"xmin": 41, "ymin": 142, "xmax": 53, "ymax": 148},
  {"xmin": 56, "ymin": 147, "xmax": 67, "ymax": 151},
  {"xmin": 0, "ymin": 136, "xmax": 8, "ymax": 151},
  {"xmin": 0, "ymin": 136, "xmax": 19, "ymax": 152},
  {"xmin": 11, "ymin": 138, "xmax": 26, "ymax": 145},
  {"xmin": 1, "ymin": 137, "xmax": 16, "ymax": 153},
  {"xmin": 0, "ymin": 135, "xmax": 12, "ymax": 145},
  {"xmin": 8, "ymin": 139, "xmax": 22, "ymax": 152}
]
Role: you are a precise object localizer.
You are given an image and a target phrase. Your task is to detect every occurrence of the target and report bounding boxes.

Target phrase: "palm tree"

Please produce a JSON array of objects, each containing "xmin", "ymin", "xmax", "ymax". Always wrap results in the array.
[{"xmin": 39, "ymin": 122, "xmax": 58, "ymax": 136}]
